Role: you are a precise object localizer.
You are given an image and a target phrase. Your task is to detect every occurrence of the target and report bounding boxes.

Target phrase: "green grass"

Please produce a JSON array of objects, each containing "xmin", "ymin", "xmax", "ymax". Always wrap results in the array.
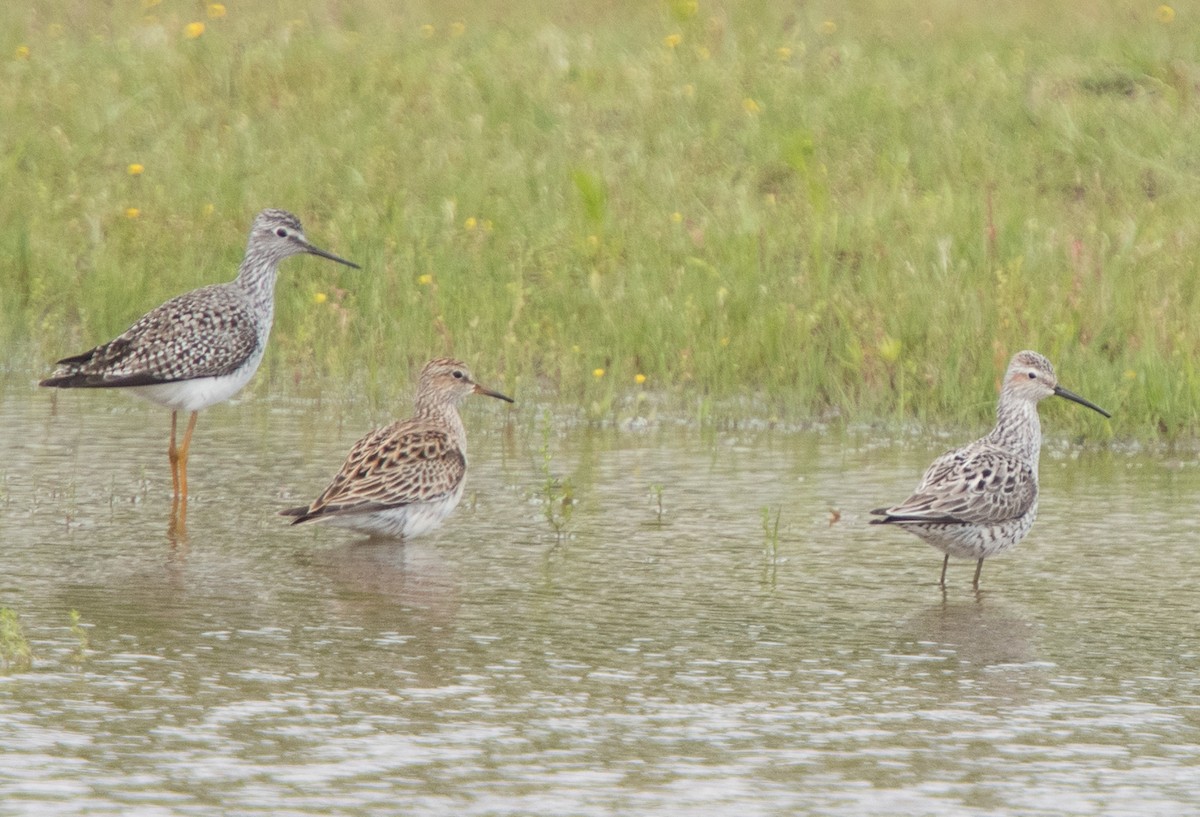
[
  {"xmin": 0, "ymin": 607, "xmax": 32, "ymax": 671},
  {"xmin": 3, "ymin": 0, "xmax": 1199, "ymax": 437}
]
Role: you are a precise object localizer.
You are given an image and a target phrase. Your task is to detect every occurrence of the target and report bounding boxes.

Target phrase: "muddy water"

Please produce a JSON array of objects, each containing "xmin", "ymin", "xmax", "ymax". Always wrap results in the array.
[{"xmin": 1, "ymin": 381, "xmax": 1198, "ymax": 815}]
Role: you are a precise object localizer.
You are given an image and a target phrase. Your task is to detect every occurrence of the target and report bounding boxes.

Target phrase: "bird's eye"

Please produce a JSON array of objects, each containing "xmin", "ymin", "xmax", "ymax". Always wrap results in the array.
[
  {"xmin": 275, "ymin": 228, "xmax": 288, "ymax": 238},
  {"xmin": 1027, "ymin": 371, "xmax": 1037, "ymax": 379},
  {"xmin": 452, "ymin": 371, "xmax": 464, "ymax": 379}
]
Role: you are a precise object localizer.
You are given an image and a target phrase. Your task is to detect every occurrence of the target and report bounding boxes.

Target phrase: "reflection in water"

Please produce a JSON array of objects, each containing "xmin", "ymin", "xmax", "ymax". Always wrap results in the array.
[
  {"xmin": 898, "ymin": 596, "xmax": 1037, "ymax": 667},
  {"xmin": 308, "ymin": 539, "xmax": 460, "ymax": 624},
  {"xmin": 3, "ymin": 382, "xmax": 1200, "ymax": 815}
]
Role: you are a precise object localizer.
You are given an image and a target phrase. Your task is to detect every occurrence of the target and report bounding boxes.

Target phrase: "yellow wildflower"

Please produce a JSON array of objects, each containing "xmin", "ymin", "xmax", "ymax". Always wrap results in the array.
[
  {"xmin": 879, "ymin": 336, "xmax": 902, "ymax": 363},
  {"xmin": 127, "ymin": 163, "xmax": 144, "ymax": 176},
  {"xmin": 464, "ymin": 217, "xmax": 477, "ymax": 231},
  {"xmin": 313, "ymin": 292, "xmax": 328, "ymax": 305},
  {"xmin": 420, "ymin": 24, "xmax": 435, "ymax": 38},
  {"xmin": 1156, "ymin": 5, "xmax": 1175, "ymax": 23},
  {"xmin": 820, "ymin": 20, "xmax": 838, "ymax": 35},
  {"xmin": 681, "ymin": 83, "xmax": 696, "ymax": 99},
  {"xmin": 670, "ymin": 211, "xmax": 683, "ymax": 224},
  {"xmin": 743, "ymin": 97, "xmax": 761, "ymax": 114},
  {"xmin": 635, "ymin": 373, "xmax": 647, "ymax": 385},
  {"xmin": 776, "ymin": 46, "xmax": 792, "ymax": 61},
  {"xmin": 587, "ymin": 234, "xmax": 599, "ymax": 248},
  {"xmin": 203, "ymin": 203, "xmax": 215, "ymax": 216},
  {"xmin": 450, "ymin": 21, "xmax": 466, "ymax": 37},
  {"xmin": 184, "ymin": 21, "xmax": 205, "ymax": 39},
  {"xmin": 1123, "ymin": 369, "xmax": 1138, "ymax": 380},
  {"xmin": 14, "ymin": 44, "xmax": 30, "ymax": 60},
  {"xmin": 719, "ymin": 337, "xmax": 730, "ymax": 347},
  {"xmin": 207, "ymin": 4, "xmax": 226, "ymax": 19},
  {"xmin": 418, "ymin": 274, "xmax": 433, "ymax": 286},
  {"xmin": 125, "ymin": 208, "xmax": 140, "ymax": 219},
  {"xmin": 593, "ymin": 368, "xmax": 605, "ymax": 379},
  {"xmin": 142, "ymin": 0, "xmax": 161, "ymax": 7},
  {"xmin": 694, "ymin": 46, "xmax": 710, "ymax": 60},
  {"xmin": 663, "ymin": 33, "xmax": 683, "ymax": 49}
]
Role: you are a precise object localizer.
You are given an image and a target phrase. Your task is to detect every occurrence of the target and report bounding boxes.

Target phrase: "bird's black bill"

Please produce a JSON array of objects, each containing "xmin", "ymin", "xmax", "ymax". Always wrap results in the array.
[
  {"xmin": 474, "ymin": 384, "xmax": 515, "ymax": 403},
  {"xmin": 1054, "ymin": 385, "xmax": 1111, "ymax": 418},
  {"xmin": 304, "ymin": 242, "xmax": 361, "ymax": 269}
]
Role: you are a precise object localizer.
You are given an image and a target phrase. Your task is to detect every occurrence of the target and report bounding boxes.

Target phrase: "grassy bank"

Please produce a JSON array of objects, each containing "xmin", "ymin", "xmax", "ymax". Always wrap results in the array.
[{"xmin": 2, "ymin": 0, "xmax": 1198, "ymax": 437}]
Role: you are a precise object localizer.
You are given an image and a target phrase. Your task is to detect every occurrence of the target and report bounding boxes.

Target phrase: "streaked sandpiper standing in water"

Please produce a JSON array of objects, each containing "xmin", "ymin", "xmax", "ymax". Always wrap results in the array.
[
  {"xmin": 870, "ymin": 350, "xmax": 1110, "ymax": 588},
  {"xmin": 40, "ymin": 209, "xmax": 359, "ymax": 530},
  {"xmin": 281, "ymin": 357, "xmax": 513, "ymax": 538}
]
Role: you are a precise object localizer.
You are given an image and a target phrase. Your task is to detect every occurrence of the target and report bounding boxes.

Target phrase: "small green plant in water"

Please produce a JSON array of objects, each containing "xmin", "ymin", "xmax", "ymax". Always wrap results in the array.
[
  {"xmin": 761, "ymin": 505, "xmax": 781, "ymax": 560},
  {"xmin": 69, "ymin": 609, "xmax": 89, "ymax": 662},
  {"xmin": 760, "ymin": 506, "xmax": 782, "ymax": 591},
  {"xmin": 650, "ymin": 483, "xmax": 664, "ymax": 525},
  {"xmin": 0, "ymin": 608, "xmax": 33, "ymax": 671},
  {"xmin": 538, "ymin": 409, "xmax": 574, "ymax": 541}
]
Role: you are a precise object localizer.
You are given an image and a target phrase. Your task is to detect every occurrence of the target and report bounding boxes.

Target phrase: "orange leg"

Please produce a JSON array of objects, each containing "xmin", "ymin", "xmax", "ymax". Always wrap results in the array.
[
  {"xmin": 168, "ymin": 411, "xmax": 185, "ymax": 536},
  {"xmin": 168, "ymin": 411, "xmax": 181, "ymax": 497},
  {"xmin": 176, "ymin": 411, "xmax": 199, "ymax": 519}
]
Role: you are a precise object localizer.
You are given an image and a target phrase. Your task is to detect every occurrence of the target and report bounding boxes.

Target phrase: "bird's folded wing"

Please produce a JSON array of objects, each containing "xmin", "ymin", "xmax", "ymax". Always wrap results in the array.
[
  {"xmin": 878, "ymin": 445, "xmax": 1036, "ymax": 524},
  {"xmin": 47, "ymin": 285, "xmax": 260, "ymax": 386},
  {"xmin": 302, "ymin": 422, "xmax": 466, "ymax": 517}
]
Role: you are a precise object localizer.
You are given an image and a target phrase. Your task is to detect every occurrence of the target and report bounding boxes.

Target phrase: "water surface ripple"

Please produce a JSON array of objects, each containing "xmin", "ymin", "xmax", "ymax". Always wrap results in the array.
[{"xmin": 2, "ymin": 385, "xmax": 1198, "ymax": 816}]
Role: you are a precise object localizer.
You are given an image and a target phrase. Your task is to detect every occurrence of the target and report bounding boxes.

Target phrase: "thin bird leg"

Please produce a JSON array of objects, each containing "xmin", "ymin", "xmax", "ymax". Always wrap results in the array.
[
  {"xmin": 177, "ymin": 411, "xmax": 199, "ymax": 516},
  {"xmin": 938, "ymin": 554, "xmax": 949, "ymax": 588},
  {"xmin": 168, "ymin": 411, "xmax": 181, "ymax": 497},
  {"xmin": 972, "ymin": 558, "xmax": 984, "ymax": 589}
]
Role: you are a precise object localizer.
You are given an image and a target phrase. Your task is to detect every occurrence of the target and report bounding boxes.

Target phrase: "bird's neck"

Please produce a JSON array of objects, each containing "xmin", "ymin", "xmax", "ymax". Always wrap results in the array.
[
  {"xmin": 985, "ymin": 394, "xmax": 1042, "ymax": 472},
  {"xmin": 233, "ymin": 252, "xmax": 281, "ymax": 312},
  {"xmin": 416, "ymin": 401, "xmax": 467, "ymax": 451}
]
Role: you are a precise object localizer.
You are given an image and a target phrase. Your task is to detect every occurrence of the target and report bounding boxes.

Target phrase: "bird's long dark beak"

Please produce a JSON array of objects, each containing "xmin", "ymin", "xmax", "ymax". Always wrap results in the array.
[
  {"xmin": 1054, "ymin": 385, "xmax": 1111, "ymax": 418},
  {"xmin": 302, "ymin": 240, "xmax": 361, "ymax": 269},
  {"xmin": 474, "ymin": 383, "xmax": 515, "ymax": 403}
]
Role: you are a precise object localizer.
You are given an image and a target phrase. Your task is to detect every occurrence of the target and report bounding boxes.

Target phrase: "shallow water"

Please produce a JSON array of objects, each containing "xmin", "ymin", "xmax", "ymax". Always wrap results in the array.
[{"xmin": 1, "ymin": 379, "xmax": 1199, "ymax": 816}]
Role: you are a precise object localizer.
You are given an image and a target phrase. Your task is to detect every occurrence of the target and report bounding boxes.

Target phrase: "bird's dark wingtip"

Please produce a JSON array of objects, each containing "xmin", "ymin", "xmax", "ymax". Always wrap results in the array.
[
  {"xmin": 279, "ymin": 506, "xmax": 312, "ymax": 523},
  {"xmin": 39, "ymin": 373, "xmax": 86, "ymax": 389},
  {"xmin": 41, "ymin": 373, "xmax": 169, "ymax": 389},
  {"xmin": 867, "ymin": 507, "xmax": 894, "ymax": 524}
]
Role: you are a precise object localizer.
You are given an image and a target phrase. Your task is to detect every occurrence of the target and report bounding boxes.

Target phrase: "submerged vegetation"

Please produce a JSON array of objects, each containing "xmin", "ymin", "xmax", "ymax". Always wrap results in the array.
[
  {"xmin": 0, "ymin": 608, "xmax": 32, "ymax": 671},
  {"xmin": 2, "ymin": 1, "xmax": 1198, "ymax": 437}
]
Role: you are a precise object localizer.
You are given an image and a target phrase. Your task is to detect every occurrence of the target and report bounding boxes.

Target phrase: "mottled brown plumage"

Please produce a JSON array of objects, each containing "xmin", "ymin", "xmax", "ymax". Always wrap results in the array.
[
  {"xmin": 870, "ymin": 351, "xmax": 1110, "ymax": 588},
  {"xmin": 282, "ymin": 358, "xmax": 513, "ymax": 538},
  {"xmin": 40, "ymin": 284, "xmax": 262, "ymax": 389},
  {"xmin": 40, "ymin": 209, "xmax": 359, "ymax": 528}
]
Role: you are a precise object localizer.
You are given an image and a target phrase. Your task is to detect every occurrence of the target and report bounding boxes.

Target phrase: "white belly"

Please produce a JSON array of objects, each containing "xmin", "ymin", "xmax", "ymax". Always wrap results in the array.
[
  {"xmin": 324, "ymin": 484, "xmax": 466, "ymax": 539},
  {"xmin": 126, "ymin": 350, "xmax": 264, "ymax": 412},
  {"xmin": 903, "ymin": 501, "xmax": 1039, "ymax": 561}
]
